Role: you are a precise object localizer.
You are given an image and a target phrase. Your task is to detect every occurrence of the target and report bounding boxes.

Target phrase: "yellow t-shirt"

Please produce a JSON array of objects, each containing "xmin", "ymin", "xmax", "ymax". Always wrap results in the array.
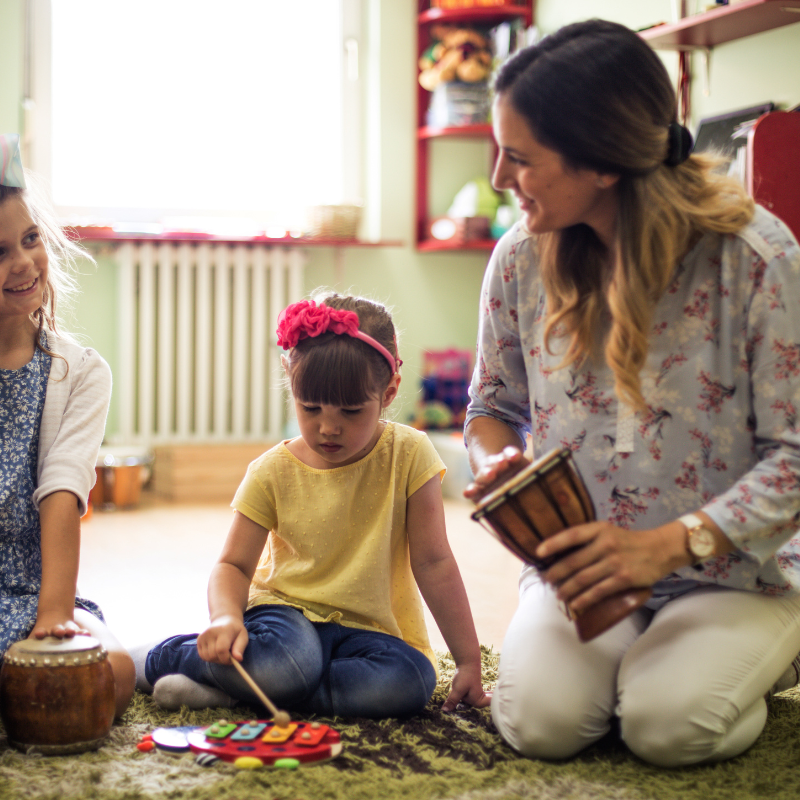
[{"xmin": 231, "ymin": 421, "xmax": 446, "ymax": 670}]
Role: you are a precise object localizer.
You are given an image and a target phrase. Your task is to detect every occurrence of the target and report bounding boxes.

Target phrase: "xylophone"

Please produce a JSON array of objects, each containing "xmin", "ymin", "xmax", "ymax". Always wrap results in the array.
[{"xmin": 147, "ymin": 718, "xmax": 342, "ymax": 769}]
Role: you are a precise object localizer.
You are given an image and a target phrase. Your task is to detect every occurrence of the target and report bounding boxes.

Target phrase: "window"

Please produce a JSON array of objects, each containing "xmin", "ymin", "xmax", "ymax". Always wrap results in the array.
[{"xmin": 30, "ymin": 0, "xmax": 362, "ymax": 235}]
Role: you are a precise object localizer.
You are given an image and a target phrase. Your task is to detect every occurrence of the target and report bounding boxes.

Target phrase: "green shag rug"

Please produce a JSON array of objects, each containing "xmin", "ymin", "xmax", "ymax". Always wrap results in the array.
[{"xmin": 1, "ymin": 646, "xmax": 799, "ymax": 800}]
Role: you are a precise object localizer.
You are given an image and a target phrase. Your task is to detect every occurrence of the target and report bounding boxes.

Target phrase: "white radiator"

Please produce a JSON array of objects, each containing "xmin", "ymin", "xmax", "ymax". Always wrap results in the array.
[{"xmin": 112, "ymin": 242, "xmax": 305, "ymax": 446}]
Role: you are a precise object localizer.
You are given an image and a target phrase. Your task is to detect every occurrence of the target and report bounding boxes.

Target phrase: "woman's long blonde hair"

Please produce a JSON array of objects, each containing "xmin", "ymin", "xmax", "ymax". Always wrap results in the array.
[{"xmin": 495, "ymin": 20, "xmax": 754, "ymax": 410}]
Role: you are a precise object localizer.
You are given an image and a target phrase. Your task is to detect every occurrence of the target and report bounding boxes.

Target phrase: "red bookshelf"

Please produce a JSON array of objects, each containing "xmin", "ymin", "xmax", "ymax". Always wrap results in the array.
[{"xmin": 415, "ymin": 2, "xmax": 534, "ymax": 252}]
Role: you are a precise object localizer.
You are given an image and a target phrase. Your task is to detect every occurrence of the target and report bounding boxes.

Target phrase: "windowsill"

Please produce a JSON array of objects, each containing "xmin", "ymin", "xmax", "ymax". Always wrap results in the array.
[{"xmin": 68, "ymin": 226, "xmax": 404, "ymax": 248}]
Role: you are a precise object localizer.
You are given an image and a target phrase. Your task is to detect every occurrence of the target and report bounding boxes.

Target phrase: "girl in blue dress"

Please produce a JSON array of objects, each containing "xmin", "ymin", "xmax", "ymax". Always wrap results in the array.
[{"xmin": 0, "ymin": 134, "xmax": 134, "ymax": 717}]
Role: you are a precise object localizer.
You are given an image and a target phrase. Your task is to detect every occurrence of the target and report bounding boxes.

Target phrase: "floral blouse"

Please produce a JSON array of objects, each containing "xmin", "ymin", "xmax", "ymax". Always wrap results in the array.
[{"xmin": 467, "ymin": 206, "xmax": 800, "ymax": 599}]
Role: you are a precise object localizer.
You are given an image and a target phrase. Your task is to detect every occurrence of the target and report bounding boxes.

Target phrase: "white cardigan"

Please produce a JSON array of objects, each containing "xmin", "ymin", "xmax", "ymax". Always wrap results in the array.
[{"xmin": 33, "ymin": 333, "xmax": 112, "ymax": 515}]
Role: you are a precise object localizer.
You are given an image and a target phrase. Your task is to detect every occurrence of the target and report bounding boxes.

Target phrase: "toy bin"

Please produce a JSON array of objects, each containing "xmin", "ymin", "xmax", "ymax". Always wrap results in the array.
[
  {"xmin": 92, "ymin": 447, "xmax": 153, "ymax": 510},
  {"xmin": 426, "ymin": 80, "xmax": 491, "ymax": 128}
]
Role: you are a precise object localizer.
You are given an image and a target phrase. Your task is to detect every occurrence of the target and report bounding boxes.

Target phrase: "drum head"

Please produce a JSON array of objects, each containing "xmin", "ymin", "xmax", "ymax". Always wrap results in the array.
[
  {"xmin": 6, "ymin": 635, "xmax": 102, "ymax": 657},
  {"xmin": 473, "ymin": 448, "xmax": 565, "ymax": 512}
]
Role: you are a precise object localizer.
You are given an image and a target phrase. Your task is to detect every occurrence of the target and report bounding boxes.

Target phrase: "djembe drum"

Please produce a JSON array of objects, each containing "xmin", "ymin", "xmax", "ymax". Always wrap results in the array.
[
  {"xmin": 472, "ymin": 448, "xmax": 651, "ymax": 642},
  {"xmin": 0, "ymin": 635, "xmax": 116, "ymax": 754}
]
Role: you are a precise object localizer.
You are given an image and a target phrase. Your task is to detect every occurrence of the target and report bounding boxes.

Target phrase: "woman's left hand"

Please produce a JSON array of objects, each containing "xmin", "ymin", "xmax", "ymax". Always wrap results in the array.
[{"xmin": 535, "ymin": 521, "xmax": 684, "ymax": 615}]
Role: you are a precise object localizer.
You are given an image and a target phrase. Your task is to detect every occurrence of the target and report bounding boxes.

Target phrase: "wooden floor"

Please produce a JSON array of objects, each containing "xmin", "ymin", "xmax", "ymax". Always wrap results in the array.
[{"xmin": 79, "ymin": 492, "xmax": 523, "ymax": 655}]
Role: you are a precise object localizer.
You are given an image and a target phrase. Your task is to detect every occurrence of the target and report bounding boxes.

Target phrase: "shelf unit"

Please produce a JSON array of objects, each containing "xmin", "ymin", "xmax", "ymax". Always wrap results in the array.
[
  {"xmin": 416, "ymin": 2, "xmax": 533, "ymax": 252},
  {"xmin": 640, "ymin": 0, "xmax": 800, "ymax": 50},
  {"xmin": 640, "ymin": 2, "xmax": 800, "ymax": 243}
]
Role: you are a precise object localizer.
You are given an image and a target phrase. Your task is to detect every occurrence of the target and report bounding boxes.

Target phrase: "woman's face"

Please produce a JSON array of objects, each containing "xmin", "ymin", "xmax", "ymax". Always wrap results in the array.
[{"xmin": 492, "ymin": 94, "xmax": 619, "ymax": 246}]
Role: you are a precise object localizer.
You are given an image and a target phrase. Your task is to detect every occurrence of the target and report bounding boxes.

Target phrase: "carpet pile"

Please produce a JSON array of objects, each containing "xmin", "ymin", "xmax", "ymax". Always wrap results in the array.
[{"xmin": 1, "ymin": 646, "xmax": 799, "ymax": 800}]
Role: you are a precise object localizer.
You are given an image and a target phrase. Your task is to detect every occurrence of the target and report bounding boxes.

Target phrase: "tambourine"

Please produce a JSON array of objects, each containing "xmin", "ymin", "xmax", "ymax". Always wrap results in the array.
[
  {"xmin": 471, "ymin": 448, "xmax": 651, "ymax": 642},
  {"xmin": 0, "ymin": 635, "xmax": 116, "ymax": 754}
]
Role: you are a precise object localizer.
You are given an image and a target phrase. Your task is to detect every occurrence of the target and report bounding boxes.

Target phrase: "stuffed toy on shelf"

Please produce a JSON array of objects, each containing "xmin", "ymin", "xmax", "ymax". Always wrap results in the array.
[{"xmin": 418, "ymin": 24, "xmax": 493, "ymax": 92}]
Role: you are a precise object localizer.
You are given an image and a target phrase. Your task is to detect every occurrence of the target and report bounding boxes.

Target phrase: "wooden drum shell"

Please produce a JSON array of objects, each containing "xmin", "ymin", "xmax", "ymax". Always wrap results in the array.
[
  {"xmin": 472, "ymin": 448, "xmax": 651, "ymax": 642},
  {"xmin": 0, "ymin": 636, "xmax": 116, "ymax": 755}
]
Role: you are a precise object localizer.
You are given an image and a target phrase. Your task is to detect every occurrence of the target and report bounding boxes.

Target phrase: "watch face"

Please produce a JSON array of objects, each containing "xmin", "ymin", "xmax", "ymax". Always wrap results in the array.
[{"xmin": 689, "ymin": 527, "xmax": 715, "ymax": 559}]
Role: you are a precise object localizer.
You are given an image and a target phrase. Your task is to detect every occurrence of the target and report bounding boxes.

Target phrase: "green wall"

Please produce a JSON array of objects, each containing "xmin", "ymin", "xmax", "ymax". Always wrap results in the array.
[
  {"xmin": 535, "ymin": 0, "xmax": 800, "ymax": 124},
  {"xmin": 3, "ymin": 0, "xmax": 799, "ymax": 438},
  {"xmin": 0, "ymin": 0, "xmax": 24, "ymax": 134}
]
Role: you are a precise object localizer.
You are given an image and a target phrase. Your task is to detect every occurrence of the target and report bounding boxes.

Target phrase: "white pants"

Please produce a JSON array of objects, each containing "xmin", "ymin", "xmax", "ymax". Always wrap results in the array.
[{"xmin": 492, "ymin": 567, "xmax": 800, "ymax": 767}]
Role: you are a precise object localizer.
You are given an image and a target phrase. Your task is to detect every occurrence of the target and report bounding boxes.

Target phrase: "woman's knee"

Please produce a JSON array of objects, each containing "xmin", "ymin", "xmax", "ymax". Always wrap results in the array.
[
  {"xmin": 491, "ymin": 681, "xmax": 600, "ymax": 760},
  {"xmin": 619, "ymin": 685, "xmax": 750, "ymax": 767}
]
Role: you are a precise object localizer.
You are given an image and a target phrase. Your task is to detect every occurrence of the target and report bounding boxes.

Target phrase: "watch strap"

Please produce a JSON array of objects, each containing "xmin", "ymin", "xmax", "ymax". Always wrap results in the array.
[{"xmin": 679, "ymin": 513, "xmax": 704, "ymax": 532}]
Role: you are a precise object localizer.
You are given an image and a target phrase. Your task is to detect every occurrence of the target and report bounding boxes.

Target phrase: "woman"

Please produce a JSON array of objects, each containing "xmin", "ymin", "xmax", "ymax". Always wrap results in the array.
[{"xmin": 465, "ymin": 19, "xmax": 800, "ymax": 767}]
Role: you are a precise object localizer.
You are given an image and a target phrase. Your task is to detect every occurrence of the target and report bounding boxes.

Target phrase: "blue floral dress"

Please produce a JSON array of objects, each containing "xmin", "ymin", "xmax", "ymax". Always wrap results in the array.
[{"xmin": 0, "ymin": 334, "xmax": 102, "ymax": 657}]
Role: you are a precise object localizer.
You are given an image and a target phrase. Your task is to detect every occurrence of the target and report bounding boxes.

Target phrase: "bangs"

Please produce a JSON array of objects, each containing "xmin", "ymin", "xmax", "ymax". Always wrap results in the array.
[
  {"xmin": 0, "ymin": 185, "xmax": 23, "ymax": 204},
  {"xmin": 289, "ymin": 334, "xmax": 389, "ymax": 407}
]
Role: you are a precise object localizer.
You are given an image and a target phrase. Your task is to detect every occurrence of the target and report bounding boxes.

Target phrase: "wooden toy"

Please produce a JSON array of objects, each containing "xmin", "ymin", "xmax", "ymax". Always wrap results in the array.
[
  {"xmin": 149, "ymin": 719, "xmax": 342, "ymax": 767},
  {"xmin": 0, "ymin": 636, "xmax": 115, "ymax": 755},
  {"xmin": 230, "ymin": 658, "xmax": 291, "ymax": 728}
]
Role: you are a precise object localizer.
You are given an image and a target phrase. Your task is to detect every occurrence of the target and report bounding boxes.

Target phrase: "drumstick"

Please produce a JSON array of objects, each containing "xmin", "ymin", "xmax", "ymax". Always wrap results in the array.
[{"xmin": 231, "ymin": 658, "xmax": 291, "ymax": 728}]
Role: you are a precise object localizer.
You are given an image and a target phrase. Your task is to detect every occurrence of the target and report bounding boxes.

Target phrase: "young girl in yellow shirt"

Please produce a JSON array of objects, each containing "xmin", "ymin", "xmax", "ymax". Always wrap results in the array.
[{"xmin": 137, "ymin": 293, "xmax": 488, "ymax": 717}]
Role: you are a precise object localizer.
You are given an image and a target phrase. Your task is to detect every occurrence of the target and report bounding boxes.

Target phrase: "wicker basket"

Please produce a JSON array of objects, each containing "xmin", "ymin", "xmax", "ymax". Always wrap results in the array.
[{"xmin": 307, "ymin": 204, "xmax": 362, "ymax": 240}]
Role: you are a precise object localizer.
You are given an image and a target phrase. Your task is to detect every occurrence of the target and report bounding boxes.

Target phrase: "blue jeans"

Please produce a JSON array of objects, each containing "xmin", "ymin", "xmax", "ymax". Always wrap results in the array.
[{"xmin": 145, "ymin": 604, "xmax": 437, "ymax": 718}]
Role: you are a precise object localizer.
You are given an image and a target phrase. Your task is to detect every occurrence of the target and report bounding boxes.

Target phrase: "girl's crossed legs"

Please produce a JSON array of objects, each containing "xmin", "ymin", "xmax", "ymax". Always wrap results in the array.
[
  {"xmin": 492, "ymin": 569, "xmax": 800, "ymax": 767},
  {"xmin": 145, "ymin": 604, "xmax": 437, "ymax": 718}
]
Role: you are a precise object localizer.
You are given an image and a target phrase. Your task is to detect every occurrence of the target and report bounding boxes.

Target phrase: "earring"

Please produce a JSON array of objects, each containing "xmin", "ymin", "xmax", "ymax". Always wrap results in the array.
[{"xmin": 596, "ymin": 177, "xmax": 608, "ymax": 188}]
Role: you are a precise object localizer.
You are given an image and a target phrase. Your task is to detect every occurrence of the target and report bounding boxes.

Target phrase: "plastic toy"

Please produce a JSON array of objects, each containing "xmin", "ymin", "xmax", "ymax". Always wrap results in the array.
[{"xmin": 147, "ymin": 719, "xmax": 342, "ymax": 768}]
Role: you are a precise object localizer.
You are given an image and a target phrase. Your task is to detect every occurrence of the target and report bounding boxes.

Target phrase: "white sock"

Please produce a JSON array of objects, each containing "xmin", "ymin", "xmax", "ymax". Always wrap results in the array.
[
  {"xmin": 153, "ymin": 674, "xmax": 236, "ymax": 710},
  {"xmin": 129, "ymin": 640, "xmax": 160, "ymax": 693}
]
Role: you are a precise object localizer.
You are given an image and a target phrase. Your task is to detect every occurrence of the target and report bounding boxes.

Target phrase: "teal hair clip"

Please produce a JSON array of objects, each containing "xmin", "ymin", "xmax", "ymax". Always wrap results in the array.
[{"xmin": 0, "ymin": 133, "xmax": 26, "ymax": 189}]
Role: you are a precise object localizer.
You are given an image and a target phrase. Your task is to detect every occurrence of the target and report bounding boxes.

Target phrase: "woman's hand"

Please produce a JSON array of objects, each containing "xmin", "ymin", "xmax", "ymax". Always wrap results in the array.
[
  {"xmin": 536, "ymin": 520, "xmax": 688, "ymax": 614},
  {"xmin": 464, "ymin": 445, "xmax": 529, "ymax": 503},
  {"xmin": 197, "ymin": 615, "xmax": 249, "ymax": 665},
  {"xmin": 31, "ymin": 614, "xmax": 89, "ymax": 640},
  {"xmin": 442, "ymin": 662, "xmax": 492, "ymax": 712}
]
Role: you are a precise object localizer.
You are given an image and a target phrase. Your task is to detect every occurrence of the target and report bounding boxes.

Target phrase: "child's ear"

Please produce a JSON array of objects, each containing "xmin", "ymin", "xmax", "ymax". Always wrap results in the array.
[
  {"xmin": 281, "ymin": 354, "xmax": 289, "ymax": 374},
  {"xmin": 382, "ymin": 374, "xmax": 401, "ymax": 408}
]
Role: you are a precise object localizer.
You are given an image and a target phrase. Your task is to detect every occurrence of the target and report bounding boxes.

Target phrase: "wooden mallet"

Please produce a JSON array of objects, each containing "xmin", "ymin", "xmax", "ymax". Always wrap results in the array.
[{"xmin": 231, "ymin": 658, "xmax": 291, "ymax": 728}]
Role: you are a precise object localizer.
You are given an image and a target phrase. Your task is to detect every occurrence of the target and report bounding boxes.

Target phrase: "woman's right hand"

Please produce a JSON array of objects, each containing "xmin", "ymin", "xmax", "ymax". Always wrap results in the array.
[
  {"xmin": 464, "ymin": 445, "xmax": 529, "ymax": 503},
  {"xmin": 197, "ymin": 615, "xmax": 249, "ymax": 664}
]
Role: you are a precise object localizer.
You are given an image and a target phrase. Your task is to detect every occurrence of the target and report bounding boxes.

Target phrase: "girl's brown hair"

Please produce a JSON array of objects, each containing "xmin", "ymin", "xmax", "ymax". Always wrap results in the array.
[
  {"xmin": 285, "ymin": 293, "xmax": 399, "ymax": 407},
  {"xmin": 495, "ymin": 19, "xmax": 753, "ymax": 410}
]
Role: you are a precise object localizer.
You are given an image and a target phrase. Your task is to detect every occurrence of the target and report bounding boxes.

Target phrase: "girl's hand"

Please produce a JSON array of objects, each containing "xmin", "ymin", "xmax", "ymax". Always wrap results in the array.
[
  {"xmin": 464, "ymin": 446, "xmax": 528, "ymax": 502},
  {"xmin": 197, "ymin": 615, "xmax": 249, "ymax": 665},
  {"xmin": 536, "ymin": 520, "xmax": 687, "ymax": 614},
  {"xmin": 442, "ymin": 662, "xmax": 491, "ymax": 712},
  {"xmin": 31, "ymin": 615, "xmax": 89, "ymax": 640}
]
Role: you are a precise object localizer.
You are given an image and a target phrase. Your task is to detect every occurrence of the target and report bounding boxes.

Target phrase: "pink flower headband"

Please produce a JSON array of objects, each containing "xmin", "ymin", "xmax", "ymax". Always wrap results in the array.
[{"xmin": 276, "ymin": 300, "xmax": 401, "ymax": 375}]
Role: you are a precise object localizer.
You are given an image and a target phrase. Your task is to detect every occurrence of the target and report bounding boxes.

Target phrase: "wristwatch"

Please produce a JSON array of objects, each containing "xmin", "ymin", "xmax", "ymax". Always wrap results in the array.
[{"xmin": 679, "ymin": 513, "xmax": 716, "ymax": 569}]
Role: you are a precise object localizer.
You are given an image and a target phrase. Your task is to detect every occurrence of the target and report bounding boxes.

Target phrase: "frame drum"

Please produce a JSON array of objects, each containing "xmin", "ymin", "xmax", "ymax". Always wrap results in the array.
[
  {"xmin": 0, "ymin": 635, "xmax": 116, "ymax": 754},
  {"xmin": 472, "ymin": 448, "xmax": 651, "ymax": 641}
]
